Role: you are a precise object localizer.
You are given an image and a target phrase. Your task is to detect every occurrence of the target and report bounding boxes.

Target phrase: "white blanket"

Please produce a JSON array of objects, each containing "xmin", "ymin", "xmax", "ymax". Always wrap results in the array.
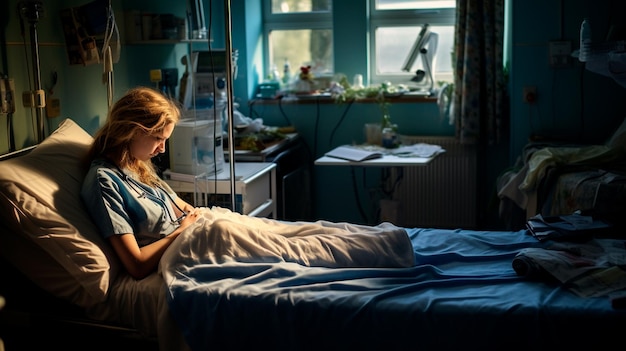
[
  {"xmin": 158, "ymin": 207, "xmax": 415, "ymax": 350},
  {"xmin": 160, "ymin": 206, "xmax": 415, "ymax": 271}
]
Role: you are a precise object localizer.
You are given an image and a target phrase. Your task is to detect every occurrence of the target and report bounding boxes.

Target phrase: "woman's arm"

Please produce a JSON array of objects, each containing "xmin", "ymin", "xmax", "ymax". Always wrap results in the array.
[
  {"xmin": 173, "ymin": 195, "xmax": 195, "ymax": 217},
  {"xmin": 109, "ymin": 209, "xmax": 201, "ymax": 279}
]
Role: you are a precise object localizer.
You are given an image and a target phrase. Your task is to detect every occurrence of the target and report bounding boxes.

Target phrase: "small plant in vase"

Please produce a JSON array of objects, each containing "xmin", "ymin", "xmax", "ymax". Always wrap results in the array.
[{"xmin": 332, "ymin": 79, "xmax": 401, "ymax": 147}]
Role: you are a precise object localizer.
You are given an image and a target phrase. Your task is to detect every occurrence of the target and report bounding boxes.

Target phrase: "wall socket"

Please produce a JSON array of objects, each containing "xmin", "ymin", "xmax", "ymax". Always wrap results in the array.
[
  {"xmin": 549, "ymin": 41, "xmax": 572, "ymax": 67},
  {"xmin": 523, "ymin": 86, "xmax": 537, "ymax": 104}
]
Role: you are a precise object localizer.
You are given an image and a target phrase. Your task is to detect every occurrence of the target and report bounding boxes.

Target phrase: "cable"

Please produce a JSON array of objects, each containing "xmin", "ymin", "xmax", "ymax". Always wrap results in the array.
[
  {"xmin": 313, "ymin": 97, "xmax": 320, "ymax": 157},
  {"xmin": 277, "ymin": 97, "xmax": 292, "ymax": 126},
  {"xmin": 17, "ymin": 2, "xmax": 36, "ymax": 142},
  {"xmin": 205, "ymin": 0, "xmax": 218, "ymax": 197},
  {"xmin": 380, "ymin": 167, "xmax": 403, "ymax": 199},
  {"xmin": 350, "ymin": 166, "xmax": 368, "ymax": 223},
  {"xmin": 328, "ymin": 98, "xmax": 354, "ymax": 147},
  {"xmin": 248, "ymin": 98, "xmax": 265, "ymax": 120},
  {"xmin": 1, "ymin": 73, "xmax": 15, "ymax": 151},
  {"xmin": 102, "ymin": 0, "xmax": 119, "ymax": 109}
]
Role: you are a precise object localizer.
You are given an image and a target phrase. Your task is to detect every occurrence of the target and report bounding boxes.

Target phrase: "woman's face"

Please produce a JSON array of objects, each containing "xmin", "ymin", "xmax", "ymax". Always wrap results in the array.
[{"xmin": 129, "ymin": 122, "xmax": 175, "ymax": 162}]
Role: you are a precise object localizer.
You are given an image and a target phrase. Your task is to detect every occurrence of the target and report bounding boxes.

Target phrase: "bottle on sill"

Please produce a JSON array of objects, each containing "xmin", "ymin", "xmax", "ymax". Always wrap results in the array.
[
  {"xmin": 270, "ymin": 64, "xmax": 281, "ymax": 83},
  {"xmin": 283, "ymin": 59, "xmax": 291, "ymax": 85}
]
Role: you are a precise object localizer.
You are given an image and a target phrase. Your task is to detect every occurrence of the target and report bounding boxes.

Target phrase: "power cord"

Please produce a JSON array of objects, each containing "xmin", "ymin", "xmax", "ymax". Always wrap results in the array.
[{"xmin": 328, "ymin": 98, "xmax": 354, "ymax": 147}]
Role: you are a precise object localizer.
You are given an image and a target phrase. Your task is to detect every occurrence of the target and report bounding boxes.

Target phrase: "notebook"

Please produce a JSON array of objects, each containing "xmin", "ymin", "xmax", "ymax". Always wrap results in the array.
[{"xmin": 325, "ymin": 146, "xmax": 383, "ymax": 162}]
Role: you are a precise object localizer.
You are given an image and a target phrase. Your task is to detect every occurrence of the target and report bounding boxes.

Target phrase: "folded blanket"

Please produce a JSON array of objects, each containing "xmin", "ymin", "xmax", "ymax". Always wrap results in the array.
[{"xmin": 161, "ymin": 206, "xmax": 415, "ymax": 271}]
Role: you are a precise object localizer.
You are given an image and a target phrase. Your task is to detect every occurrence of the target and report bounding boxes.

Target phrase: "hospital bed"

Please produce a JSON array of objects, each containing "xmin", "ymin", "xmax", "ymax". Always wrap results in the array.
[{"xmin": 0, "ymin": 118, "xmax": 624, "ymax": 350}]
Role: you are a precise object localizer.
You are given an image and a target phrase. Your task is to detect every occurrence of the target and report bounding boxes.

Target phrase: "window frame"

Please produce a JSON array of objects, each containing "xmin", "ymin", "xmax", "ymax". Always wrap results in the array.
[
  {"xmin": 369, "ymin": 2, "xmax": 456, "ymax": 87},
  {"xmin": 262, "ymin": 1, "xmax": 334, "ymax": 79},
  {"xmin": 260, "ymin": 1, "xmax": 456, "ymax": 88}
]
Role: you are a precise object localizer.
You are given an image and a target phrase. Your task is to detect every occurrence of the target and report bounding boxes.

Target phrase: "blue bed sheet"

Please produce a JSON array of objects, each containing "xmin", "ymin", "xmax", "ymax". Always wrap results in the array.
[{"xmin": 164, "ymin": 227, "xmax": 625, "ymax": 351}]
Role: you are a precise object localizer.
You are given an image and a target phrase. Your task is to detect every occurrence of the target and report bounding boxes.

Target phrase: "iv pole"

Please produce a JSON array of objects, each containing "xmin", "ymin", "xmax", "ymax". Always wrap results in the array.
[
  {"xmin": 18, "ymin": 0, "xmax": 46, "ymax": 143},
  {"xmin": 221, "ymin": 0, "xmax": 236, "ymax": 211}
]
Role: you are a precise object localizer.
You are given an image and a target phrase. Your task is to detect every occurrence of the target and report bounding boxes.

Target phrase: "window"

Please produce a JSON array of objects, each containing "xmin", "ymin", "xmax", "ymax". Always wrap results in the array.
[
  {"xmin": 263, "ymin": 0, "xmax": 333, "ymax": 82},
  {"xmin": 370, "ymin": 0, "xmax": 456, "ymax": 89},
  {"xmin": 261, "ymin": 0, "xmax": 455, "ymax": 90}
]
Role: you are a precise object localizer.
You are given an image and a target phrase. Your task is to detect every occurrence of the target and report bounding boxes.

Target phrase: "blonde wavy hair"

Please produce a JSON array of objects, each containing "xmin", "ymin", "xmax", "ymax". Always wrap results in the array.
[{"xmin": 86, "ymin": 86, "xmax": 181, "ymax": 186}]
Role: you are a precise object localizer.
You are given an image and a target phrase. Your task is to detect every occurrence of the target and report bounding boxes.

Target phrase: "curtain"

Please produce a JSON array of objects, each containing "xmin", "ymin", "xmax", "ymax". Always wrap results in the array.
[{"xmin": 452, "ymin": 0, "xmax": 507, "ymax": 145}]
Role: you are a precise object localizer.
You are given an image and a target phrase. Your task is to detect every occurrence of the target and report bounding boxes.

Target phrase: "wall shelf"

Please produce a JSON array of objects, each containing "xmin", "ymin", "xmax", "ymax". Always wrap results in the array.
[{"xmin": 126, "ymin": 39, "xmax": 212, "ymax": 45}]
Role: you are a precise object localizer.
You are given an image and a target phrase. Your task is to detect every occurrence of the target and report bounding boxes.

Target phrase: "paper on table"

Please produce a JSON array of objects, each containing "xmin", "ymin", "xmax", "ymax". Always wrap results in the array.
[
  {"xmin": 390, "ymin": 143, "xmax": 446, "ymax": 158},
  {"xmin": 325, "ymin": 146, "xmax": 383, "ymax": 162}
]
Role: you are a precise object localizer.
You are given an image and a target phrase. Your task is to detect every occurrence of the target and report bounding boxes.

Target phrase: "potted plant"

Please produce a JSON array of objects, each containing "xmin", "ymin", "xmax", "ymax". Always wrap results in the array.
[{"xmin": 331, "ymin": 78, "xmax": 403, "ymax": 146}]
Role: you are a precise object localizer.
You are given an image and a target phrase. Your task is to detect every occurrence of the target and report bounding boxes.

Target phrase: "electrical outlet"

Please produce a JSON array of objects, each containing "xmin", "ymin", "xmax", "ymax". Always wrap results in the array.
[
  {"xmin": 549, "ymin": 41, "xmax": 572, "ymax": 67},
  {"xmin": 523, "ymin": 86, "xmax": 537, "ymax": 104},
  {"xmin": 46, "ymin": 97, "xmax": 61, "ymax": 118}
]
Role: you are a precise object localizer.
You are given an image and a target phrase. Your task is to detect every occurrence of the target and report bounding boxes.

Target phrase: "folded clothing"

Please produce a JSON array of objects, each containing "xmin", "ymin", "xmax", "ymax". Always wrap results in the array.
[{"xmin": 513, "ymin": 239, "xmax": 626, "ymax": 298}]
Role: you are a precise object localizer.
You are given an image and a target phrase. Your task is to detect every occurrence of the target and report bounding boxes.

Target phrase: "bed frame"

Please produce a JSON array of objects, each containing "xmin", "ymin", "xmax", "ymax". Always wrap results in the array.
[
  {"xmin": 0, "ymin": 256, "xmax": 158, "ymax": 350},
  {"xmin": 2, "ymin": 119, "xmax": 626, "ymax": 351},
  {"xmin": 0, "ymin": 146, "xmax": 158, "ymax": 351}
]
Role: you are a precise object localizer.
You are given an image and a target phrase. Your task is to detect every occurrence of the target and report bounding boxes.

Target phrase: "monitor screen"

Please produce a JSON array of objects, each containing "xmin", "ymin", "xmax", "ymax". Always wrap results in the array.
[{"xmin": 195, "ymin": 50, "xmax": 227, "ymax": 73}]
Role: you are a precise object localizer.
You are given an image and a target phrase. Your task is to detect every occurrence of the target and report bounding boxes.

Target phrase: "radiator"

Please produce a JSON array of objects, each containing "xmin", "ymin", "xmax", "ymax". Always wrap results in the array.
[{"xmin": 383, "ymin": 135, "xmax": 477, "ymax": 229}]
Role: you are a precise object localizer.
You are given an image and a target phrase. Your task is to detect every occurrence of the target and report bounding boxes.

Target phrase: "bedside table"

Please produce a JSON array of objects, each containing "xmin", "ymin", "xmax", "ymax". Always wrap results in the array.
[{"xmin": 164, "ymin": 162, "xmax": 277, "ymax": 218}]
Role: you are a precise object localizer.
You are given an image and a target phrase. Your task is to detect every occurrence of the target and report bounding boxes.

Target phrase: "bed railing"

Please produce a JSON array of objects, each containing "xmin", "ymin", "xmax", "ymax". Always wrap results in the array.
[{"xmin": 0, "ymin": 145, "xmax": 36, "ymax": 161}]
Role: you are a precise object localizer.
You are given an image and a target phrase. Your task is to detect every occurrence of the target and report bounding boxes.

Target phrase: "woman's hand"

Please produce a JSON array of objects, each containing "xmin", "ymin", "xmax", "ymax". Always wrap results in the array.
[
  {"xmin": 179, "ymin": 208, "xmax": 201, "ymax": 231},
  {"xmin": 172, "ymin": 196, "xmax": 196, "ymax": 218}
]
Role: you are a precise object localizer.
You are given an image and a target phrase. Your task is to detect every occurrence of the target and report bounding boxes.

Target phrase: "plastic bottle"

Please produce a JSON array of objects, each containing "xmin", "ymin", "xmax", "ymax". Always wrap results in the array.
[
  {"xmin": 282, "ymin": 59, "xmax": 291, "ymax": 85},
  {"xmin": 580, "ymin": 18, "xmax": 592, "ymax": 62},
  {"xmin": 271, "ymin": 64, "xmax": 281, "ymax": 82}
]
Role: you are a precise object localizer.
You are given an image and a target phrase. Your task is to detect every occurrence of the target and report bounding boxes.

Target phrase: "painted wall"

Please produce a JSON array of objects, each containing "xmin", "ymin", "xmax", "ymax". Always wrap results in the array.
[
  {"xmin": 2, "ymin": 0, "xmax": 624, "ymax": 227},
  {"xmin": 0, "ymin": 0, "xmax": 117, "ymax": 150},
  {"xmin": 509, "ymin": 0, "xmax": 626, "ymax": 159}
]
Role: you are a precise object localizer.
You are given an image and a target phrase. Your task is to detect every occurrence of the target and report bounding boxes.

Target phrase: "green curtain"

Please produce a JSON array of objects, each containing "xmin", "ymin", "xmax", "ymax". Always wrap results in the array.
[{"xmin": 453, "ymin": 0, "xmax": 507, "ymax": 145}]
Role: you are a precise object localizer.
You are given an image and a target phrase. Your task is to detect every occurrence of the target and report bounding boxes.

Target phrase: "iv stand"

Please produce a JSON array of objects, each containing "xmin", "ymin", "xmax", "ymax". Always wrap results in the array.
[
  {"xmin": 222, "ymin": 0, "xmax": 236, "ymax": 211},
  {"xmin": 19, "ymin": 1, "xmax": 46, "ymax": 143}
]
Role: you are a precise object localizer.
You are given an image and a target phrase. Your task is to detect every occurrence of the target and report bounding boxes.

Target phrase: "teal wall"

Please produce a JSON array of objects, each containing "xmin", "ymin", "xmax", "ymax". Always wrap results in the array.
[
  {"xmin": 509, "ymin": 0, "xmax": 626, "ymax": 159},
  {"xmin": 2, "ymin": 0, "xmax": 624, "ymax": 227}
]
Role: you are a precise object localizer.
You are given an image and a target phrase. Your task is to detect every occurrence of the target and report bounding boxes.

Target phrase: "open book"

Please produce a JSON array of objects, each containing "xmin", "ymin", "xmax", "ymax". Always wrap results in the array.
[{"xmin": 325, "ymin": 146, "xmax": 383, "ymax": 162}]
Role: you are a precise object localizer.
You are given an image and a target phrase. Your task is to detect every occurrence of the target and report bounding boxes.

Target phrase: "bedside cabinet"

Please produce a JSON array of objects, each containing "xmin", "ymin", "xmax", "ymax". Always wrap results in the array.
[
  {"xmin": 225, "ymin": 135, "xmax": 313, "ymax": 221},
  {"xmin": 164, "ymin": 162, "xmax": 277, "ymax": 218}
]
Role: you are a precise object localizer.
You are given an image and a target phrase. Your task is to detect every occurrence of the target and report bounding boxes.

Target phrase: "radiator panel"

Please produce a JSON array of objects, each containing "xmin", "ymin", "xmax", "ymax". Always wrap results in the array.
[{"xmin": 386, "ymin": 136, "xmax": 477, "ymax": 229}]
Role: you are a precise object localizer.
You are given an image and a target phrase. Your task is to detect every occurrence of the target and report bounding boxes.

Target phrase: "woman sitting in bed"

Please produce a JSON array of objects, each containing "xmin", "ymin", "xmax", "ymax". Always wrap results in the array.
[{"xmin": 81, "ymin": 86, "xmax": 414, "ymax": 280}]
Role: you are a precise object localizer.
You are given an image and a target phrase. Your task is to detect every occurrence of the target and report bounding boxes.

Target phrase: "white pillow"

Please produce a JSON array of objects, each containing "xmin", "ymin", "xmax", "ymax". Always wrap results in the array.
[{"xmin": 0, "ymin": 118, "xmax": 120, "ymax": 308}]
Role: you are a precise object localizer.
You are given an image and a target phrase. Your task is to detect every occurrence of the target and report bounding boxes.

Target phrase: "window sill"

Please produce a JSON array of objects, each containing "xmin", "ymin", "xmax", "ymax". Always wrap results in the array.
[{"xmin": 249, "ymin": 93, "xmax": 437, "ymax": 105}]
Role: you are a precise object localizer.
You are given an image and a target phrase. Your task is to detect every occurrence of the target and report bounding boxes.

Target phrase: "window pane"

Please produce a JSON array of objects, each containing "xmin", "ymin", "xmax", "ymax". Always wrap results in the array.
[
  {"xmin": 271, "ymin": 0, "xmax": 332, "ymax": 14},
  {"xmin": 269, "ymin": 29, "xmax": 333, "ymax": 76},
  {"xmin": 376, "ymin": 0, "xmax": 455, "ymax": 10},
  {"xmin": 375, "ymin": 25, "xmax": 454, "ymax": 80}
]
